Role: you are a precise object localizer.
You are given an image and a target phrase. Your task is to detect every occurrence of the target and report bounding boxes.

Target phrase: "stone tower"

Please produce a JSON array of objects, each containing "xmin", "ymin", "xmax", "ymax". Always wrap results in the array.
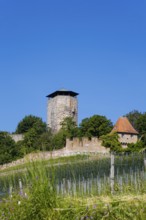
[
  {"xmin": 46, "ymin": 89, "xmax": 79, "ymax": 133},
  {"xmin": 111, "ymin": 117, "xmax": 139, "ymax": 148}
]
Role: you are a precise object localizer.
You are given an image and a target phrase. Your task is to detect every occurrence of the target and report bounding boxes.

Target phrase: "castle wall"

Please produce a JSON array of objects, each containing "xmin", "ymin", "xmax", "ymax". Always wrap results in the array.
[
  {"xmin": 47, "ymin": 95, "xmax": 78, "ymax": 132},
  {"xmin": 118, "ymin": 133, "xmax": 138, "ymax": 148},
  {"xmin": 66, "ymin": 137, "xmax": 109, "ymax": 153}
]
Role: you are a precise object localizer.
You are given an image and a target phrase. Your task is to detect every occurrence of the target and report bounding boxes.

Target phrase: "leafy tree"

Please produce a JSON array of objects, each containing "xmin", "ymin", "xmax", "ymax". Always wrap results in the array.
[
  {"xmin": 45, "ymin": 117, "xmax": 78, "ymax": 151},
  {"xmin": 14, "ymin": 115, "xmax": 47, "ymax": 153},
  {"xmin": 51, "ymin": 130, "xmax": 66, "ymax": 150},
  {"xmin": 126, "ymin": 141, "xmax": 145, "ymax": 152},
  {"xmin": 0, "ymin": 132, "xmax": 17, "ymax": 164},
  {"xmin": 37, "ymin": 129, "xmax": 53, "ymax": 151},
  {"xmin": 15, "ymin": 115, "xmax": 46, "ymax": 134},
  {"xmin": 60, "ymin": 117, "xmax": 79, "ymax": 139},
  {"xmin": 100, "ymin": 132, "xmax": 122, "ymax": 152},
  {"xmin": 136, "ymin": 113, "xmax": 146, "ymax": 135},
  {"xmin": 79, "ymin": 115, "xmax": 113, "ymax": 138},
  {"xmin": 125, "ymin": 110, "xmax": 146, "ymax": 145},
  {"xmin": 23, "ymin": 128, "xmax": 38, "ymax": 151},
  {"xmin": 125, "ymin": 110, "xmax": 142, "ymax": 131}
]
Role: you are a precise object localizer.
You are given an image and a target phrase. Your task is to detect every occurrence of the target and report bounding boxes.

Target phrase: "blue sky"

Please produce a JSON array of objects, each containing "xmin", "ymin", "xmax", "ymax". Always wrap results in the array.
[{"xmin": 0, "ymin": 0, "xmax": 146, "ymax": 132}]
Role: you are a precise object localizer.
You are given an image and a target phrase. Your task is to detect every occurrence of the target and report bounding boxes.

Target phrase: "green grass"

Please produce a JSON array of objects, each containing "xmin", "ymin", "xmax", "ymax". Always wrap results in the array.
[
  {"xmin": 0, "ymin": 153, "xmax": 146, "ymax": 219},
  {"xmin": 0, "ymin": 154, "xmax": 90, "ymax": 174}
]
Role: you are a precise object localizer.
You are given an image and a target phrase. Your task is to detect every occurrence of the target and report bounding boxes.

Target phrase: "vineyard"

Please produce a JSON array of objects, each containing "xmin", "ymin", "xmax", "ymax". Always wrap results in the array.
[
  {"xmin": 0, "ymin": 153, "xmax": 146, "ymax": 197},
  {"xmin": 0, "ymin": 153, "xmax": 146, "ymax": 220}
]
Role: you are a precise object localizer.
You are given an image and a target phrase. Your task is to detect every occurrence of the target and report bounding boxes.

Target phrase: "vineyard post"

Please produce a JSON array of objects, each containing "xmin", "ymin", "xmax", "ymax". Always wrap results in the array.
[
  {"xmin": 144, "ymin": 157, "xmax": 146, "ymax": 170},
  {"xmin": 9, "ymin": 185, "xmax": 13, "ymax": 197},
  {"xmin": 110, "ymin": 152, "xmax": 115, "ymax": 194},
  {"xmin": 19, "ymin": 179, "xmax": 23, "ymax": 196}
]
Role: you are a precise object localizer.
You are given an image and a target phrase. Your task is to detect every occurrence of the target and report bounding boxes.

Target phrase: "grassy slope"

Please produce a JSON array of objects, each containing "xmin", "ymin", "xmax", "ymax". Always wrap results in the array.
[{"xmin": 0, "ymin": 154, "xmax": 146, "ymax": 219}]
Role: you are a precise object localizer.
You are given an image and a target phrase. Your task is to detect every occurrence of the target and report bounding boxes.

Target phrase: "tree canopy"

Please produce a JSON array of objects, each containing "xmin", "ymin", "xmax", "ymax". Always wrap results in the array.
[
  {"xmin": 125, "ymin": 110, "xmax": 146, "ymax": 145},
  {"xmin": 0, "ymin": 132, "xmax": 18, "ymax": 164},
  {"xmin": 60, "ymin": 117, "xmax": 79, "ymax": 139},
  {"xmin": 15, "ymin": 115, "xmax": 46, "ymax": 134},
  {"xmin": 100, "ymin": 132, "xmax": 122, "ymax": 152},
  {"xmin": 79, "ymin": 115, "xmax": 113, "ymax": 138},
  {"xmin": 125, "ymin": 110, "xmax": 142, "ymax": 131}
]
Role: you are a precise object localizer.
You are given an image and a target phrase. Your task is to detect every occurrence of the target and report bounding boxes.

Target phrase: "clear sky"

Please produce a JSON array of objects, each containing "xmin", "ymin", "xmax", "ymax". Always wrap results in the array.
[{"xmin": 0, "ymin": 0, "xmax": 146, "ymax": 132}]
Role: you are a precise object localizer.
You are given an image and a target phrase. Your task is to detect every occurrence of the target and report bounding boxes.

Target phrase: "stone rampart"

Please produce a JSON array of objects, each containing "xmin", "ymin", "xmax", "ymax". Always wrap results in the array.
[
  {"xmin": 65, "ymin": 137, "xmax": 109, "ymax": 153},
  {"xmin": 0, "ymin": 137, "xmax": 109, "ymax": 171}
]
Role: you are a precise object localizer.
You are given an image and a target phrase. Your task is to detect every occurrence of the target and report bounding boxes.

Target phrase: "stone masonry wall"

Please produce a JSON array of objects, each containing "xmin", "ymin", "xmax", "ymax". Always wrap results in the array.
[
  {"xmin": 65, "ymin": 137, "xmax": 109, "ymax": 153},
  {"xmin": 47, "ymin": 95, "xmax": 78, "ymax": 132},
  {"xmin": 118, "ymin": 133, "xmax": 138, "ymax": 148},
  {"xmin": 0, "ymin": 138, "xmax": 109, "ymax": 171}
]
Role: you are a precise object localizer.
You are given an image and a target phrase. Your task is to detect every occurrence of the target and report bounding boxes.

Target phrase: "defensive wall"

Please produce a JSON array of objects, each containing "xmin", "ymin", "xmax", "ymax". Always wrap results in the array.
[
  {"xmin": 65, "ymin": 137, "xmax": 109, "ymax": 153},
  {"xmin": 10, "ymin": 134, "xmax": 109, "ymax": 154},
  {"xmin": 0, "ymin": 137, "xmax": 109, "ymax": 170}
]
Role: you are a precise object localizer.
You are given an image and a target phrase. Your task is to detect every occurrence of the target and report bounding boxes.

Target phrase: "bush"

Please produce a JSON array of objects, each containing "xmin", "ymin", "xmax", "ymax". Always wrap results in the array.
[
  {"xmin": 0, "ymin": 132, "xmax": 18, "ymax": 165},
  {"xmin": 100, "ymin": 132, "xmax": 123, "ymax": 152}
]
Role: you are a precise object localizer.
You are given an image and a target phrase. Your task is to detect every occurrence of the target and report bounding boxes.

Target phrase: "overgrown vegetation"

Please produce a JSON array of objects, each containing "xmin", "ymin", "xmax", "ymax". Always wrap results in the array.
[
  {"xmin": 0, "ymin": 153, "xmax": 146, "ymax": 220},
  {"xmin": 100, "ymin": 132, "xmax": 123, "ymax": 152},
  {"xmin": 0, "ymin": 132, "xmax": 18, "ymax": 164}
]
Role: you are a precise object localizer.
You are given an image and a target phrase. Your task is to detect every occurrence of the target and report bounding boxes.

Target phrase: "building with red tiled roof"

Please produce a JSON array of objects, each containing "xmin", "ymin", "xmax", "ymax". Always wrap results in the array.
[{"xmin": 112, "ymin": 117, "xmax": 139, "ymax": 148}]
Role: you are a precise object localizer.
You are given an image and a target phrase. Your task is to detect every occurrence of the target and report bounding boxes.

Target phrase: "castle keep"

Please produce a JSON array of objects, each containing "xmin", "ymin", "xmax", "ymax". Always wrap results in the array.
[{"xmin": 46, "ymin": 89, "xmax": 78, "ymax": 133}]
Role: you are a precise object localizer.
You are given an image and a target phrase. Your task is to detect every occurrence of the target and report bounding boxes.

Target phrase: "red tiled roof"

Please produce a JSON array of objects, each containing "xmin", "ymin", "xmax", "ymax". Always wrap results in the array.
[{"xmin": 112, "ymin": 117, "xmax": 139, "ymax": 134}]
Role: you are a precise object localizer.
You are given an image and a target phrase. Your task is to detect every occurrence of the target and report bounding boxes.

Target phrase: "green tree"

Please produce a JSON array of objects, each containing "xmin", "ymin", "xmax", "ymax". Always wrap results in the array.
[
  {"xmin": 23, "ymin": 128, "xmax": 38, "ymax": 152},
  {"xmin": 0, "ymin": 132, "xmax": 17, "ymax": 164},
  {"xmin": 15, "ymin": 115, "xmax": 47, "ymax": 154},
  {"xmin": 79, "ymin": 115, "xmax": 113, "ymax": 138},
  {"xmin": 37, "ymin": 129, "xmax": 53, "ymax": 151},
  {"xmin": 51, "ymin": 130, "xmax": 66, "ymax": 150},
  {"xmin": 125, "ymin": 110, "xmax": 142, "ymax": 131},
  {"xmin": 15, "ymin": 115, "xmax": 46, "ymax": 134},
  {"xmin": 100, "ymin": 132, "xmax": 122, "ymax": 152},
  {"xmin": 126, "ymin": 141, "xmax": 145, "ymax": 153},
  {"xmin": 125, "ymin": 110, "xmax": 146, "ymax": 145},
  {"xmin": 60, "ymin": 117, "xmax": 79, "ymax": 139}
]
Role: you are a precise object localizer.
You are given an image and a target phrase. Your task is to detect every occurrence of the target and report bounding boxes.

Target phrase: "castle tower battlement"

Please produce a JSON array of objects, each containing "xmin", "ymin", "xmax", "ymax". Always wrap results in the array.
[{"xmin": 46, "ymin": 89, "xmax": 79, "ymax": 133}]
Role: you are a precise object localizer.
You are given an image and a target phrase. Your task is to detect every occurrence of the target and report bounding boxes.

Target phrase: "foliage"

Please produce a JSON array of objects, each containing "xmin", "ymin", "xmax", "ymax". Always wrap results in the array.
[
  {"xmin": 48, "ymin": 117, "xmax": 79, "ymax": 150},
  {"xmin": 22, "ymin": 128, "xmax": 39, "ymax": 153},
  {"xmin": 100, "ymin": 132, "xmax": 123, "ymax": 152},
  {"xmin": 126, "ymin": 110, "xmax": 146, "ymax": 145},
  {"xmin": 18, "ymin": 129, "xmax": 54, "ymax": 155},
  {"xmin": 14, "ymin": 115, "xmax": 51, "ymax": 154},
  {"xmin": 60, "ymin": 116, "xmax": 79, "ymax": 139},
  {"xmin": 15, "ymin": 115, "xmax": 46, "ymax": 134},
  {"xmin": 36, "ymin": 129, "xmax": 53, "ymax": 151},
  {"xmin": 0, "ymin": 162, "xmax": 57, "ymax": 220},
  {"xmin": 51, "ymin": 130, "xmax": 66, "ymax": 150},
  {"xmin": 125, "ymin": 110, "xmax": 146, "ymax": 137},
  {"xmin": 0, "ymin": 156, "xmax": 146, "ymax": 220},
  {"xmin": 0, "ymin": 132, "xmax": 18, "ymax": 165},
  {"xmin": 79, "ymin": 115, "xmax": 113, "ymax": 138},
  {"xmin": 136, "ymin": 113, "xmax": 146, "ymax": 142},
  {"xmin": 125, "ymin": 110, "xmax": 142, "ymax": 130},
  {"xmin": 126, "ymin": 141, "xmax": 145, "ymax": 153}
]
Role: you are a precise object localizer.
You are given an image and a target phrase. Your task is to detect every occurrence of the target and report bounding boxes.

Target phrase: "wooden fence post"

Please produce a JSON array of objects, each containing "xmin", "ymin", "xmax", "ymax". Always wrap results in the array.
[
  {"xmin": 144, "ymin": 157, "xmax": 146, "ymax": 169},
  {"xmin": 19, "ymin": 179, "xmax": 23, "ymax": 196},
  {"xmin": 110, "ymin": 152, "xmax": 115, "ymax": 194},
  {"xmin": 9, "ymin": 185, "xmax": 13, "ymax": 197}
]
